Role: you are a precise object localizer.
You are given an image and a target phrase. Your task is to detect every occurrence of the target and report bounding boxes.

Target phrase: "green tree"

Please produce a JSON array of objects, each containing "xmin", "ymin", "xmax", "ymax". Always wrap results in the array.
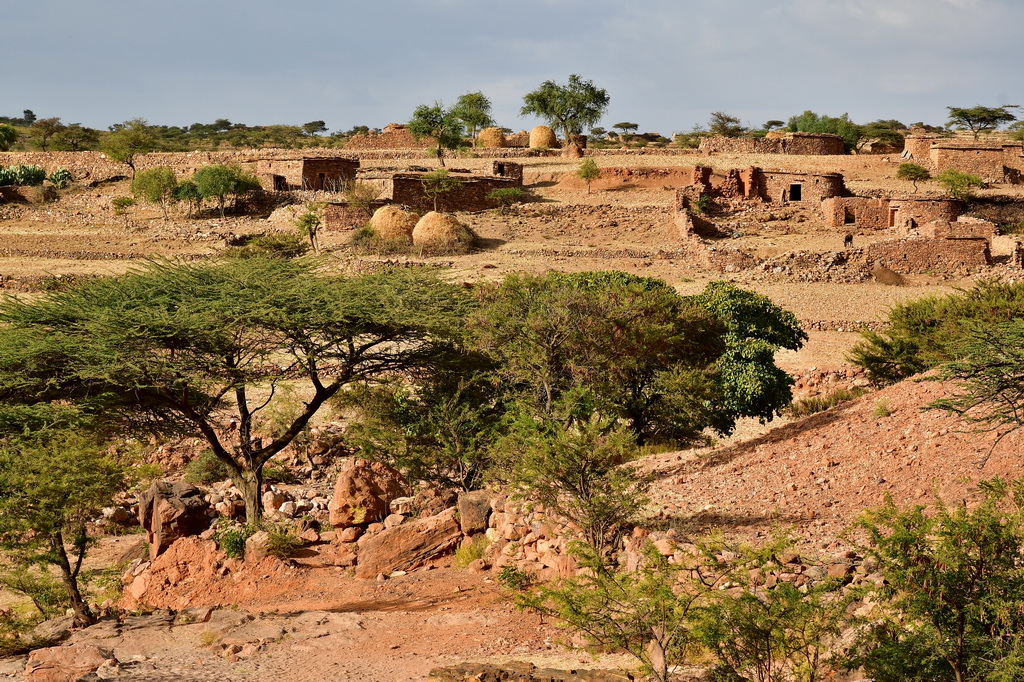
[
  {"xmin": 851, "ymin": 480, "xmax": 1024, "ymax": 682},
  {"xmin": 452, "ymin": 91, "xmax": 494, "ymax": 146},
  {"xmin": 856, "ymin": 119, "xmax": 906, "ymax": 151},
  {"xmin": 471, "ymin": 271, "xmax": 727, "ymax": 446},
  {"xmin": 52, "ymin": 124, "xmax": 99, "ymax": 151},
  {"xmin": 935, "ymin": 169, "xmax": 984, "ymax": 200},
  {"xmin": 946, "ymin": 105, "xmax": 1019, "ymax": 139},
  {"xmin": 786, "ymin": 110, "xmax": 861, "ymax": 151},
  {"xmin": 0, "ymin": 124, "xmax": 19, "ymax": 152},
  {"xmin": 292, "ymin": 201, "xmax": 325, "ymax": 254},
  {"xmin": 0, "ymin": 259, "xmax": 473, "ymax": 522},
  {"xmin": 101, "ymin": 118, "xmax": 157, "ymax": 177},
  {"xmin": 407, "ymin": 101, "xmax": 467, "ymax": 167},
  {"xmin": 28, "ymin": 117, "xmax": 64, "ymax": 151},
  {"xmin": 130, "ymin": 166, "xmax": 178, "ymax": 220},
  {"xmin": 193, "ymin": 164, "xmax": 259, "ymax": 218},
  {"xmin": 691, "ymin": 281, "xmax": 807, "ymax": 429},
  {"xmin": 521, "ymin": 74, "xmax": 610, "ymax": 148},
  {"xmin": 612, "ymin": 121, "xmax": 639, "ymax": 142},
  {"xmin": 708, "ymin": 111, "xmax": 747, "ymax": 137},
  {"xmin": 576, "ymin": 157, "xmax": 601, "ymax": 194},
  {"xmin": 0, "ymin": 429, "xmax": 126, "ymax": 626},
  {"xmin": 301, "ymin": 120, "xmax": 327, "ymax": 136},
  {"xmin": 896, "ymin": 162, "xmax": 931, "ymax": 192},
  {"xmin": 173, "ymin": 180, "xmax": 202, "ymax": 218},
  {"xmin": 421, "ymin": 168, "xmax": 462, "ymax": 211}
]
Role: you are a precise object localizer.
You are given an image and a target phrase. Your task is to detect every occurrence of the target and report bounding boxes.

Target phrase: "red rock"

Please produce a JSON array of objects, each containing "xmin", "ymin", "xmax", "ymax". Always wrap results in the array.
[
  {"xmin": 457, "ymin": 490, "xmax": 492, "ymax": 534},
  {"xmin": 137, "ymin": 481, "xmax": 212, "ymax": 560},
  {"xmin": 355, "ymin": 507, "xmax": 462, "ymax": 579},
  {"xmin": 328, "ymin": 459, "xmax": 408, "ymax": 528},
  {"xmin": 25, "ymin": 644, "xmax": 115, "ymax": 682}
]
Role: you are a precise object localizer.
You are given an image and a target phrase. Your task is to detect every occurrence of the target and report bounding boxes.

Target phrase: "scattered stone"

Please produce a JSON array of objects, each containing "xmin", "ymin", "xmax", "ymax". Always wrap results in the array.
[
  {"xmin": 328, "ymin": 459, "xmax": 409, "ymax": 528},
  {"xmin": 355, "ymin": 507, "xmax": 462, "ymax": 579}
]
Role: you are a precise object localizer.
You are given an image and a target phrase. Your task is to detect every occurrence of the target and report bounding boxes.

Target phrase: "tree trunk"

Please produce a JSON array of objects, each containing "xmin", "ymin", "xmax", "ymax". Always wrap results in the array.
[
  {"xmin": 218, "ymin": 196, "xmax": 226, "ymax": 218},
  {"xmin": 237, "ymin": 468, "xmax": 264, "ymax": 525},
  {"xmin": 50, "ymin": 532, "xmax": 95, "ymax": 627}
]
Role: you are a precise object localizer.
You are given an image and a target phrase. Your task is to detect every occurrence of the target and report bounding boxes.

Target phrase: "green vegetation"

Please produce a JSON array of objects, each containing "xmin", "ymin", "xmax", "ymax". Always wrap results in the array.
[
  {"xmin": 292, "ymin": 201, "xmax": 325, "ymax": 254},
  {"xmin": 520, "ymin": 74, "xmax": 610, "ymax": 147},
  {"xmin": 454, "ymin": 536, "xmax": 490, "ymax": 567},
  {"xmin": 0, "ymin": 259, "xmax": 473, "ymax": 522},
  {"xmin": 211, "ymin": 519, "xmax": 256, "ymax": 559},
  {"xmin": 130, "ymin": 166, "xmax": 178, "ymax": 219},
  {"xmin": 0, "ymin": 124, "xmax": 18, "ymax": 152},
  {"xmin": 487, "ymin": 186, "xmax": 527, "ymax": 213},
  {"xmin": 575, "ymin": 157, "xmax": 601, "ymax": 194},
  {"xmin": 785, "ymin": 387, "xmax": 868, "ymax": 418},
  {"xmin": 935, "ymin": 169, "xmax": 984, "ymax": 200},
  {"xmin": 946, "ymin": 105, "xmax": 1019, "ymax": 139},
  {"xmin": 707, "ymin": 111, "xmax": 746, "ymax": 137},
  {"xmin": 407, "ymin": 102, "xmax": 467, "ymax": 167},
  {"xmin": 193, "ymin": 164, "xmax": 261, "ymax": 218},
  {"xmin": 420, "ymin": 168, "xmax": 462, "ymax": 211},
  {"xmin": 786, "ymin": 110, "xmax": 861, "ymax": 151},
  {"xmin": 223, "ymin": 231, "xmax": 310, "ymax": 260},
  {"xmin": 46, "ymin": 168, "xmax": 72, "ymax": 189},
  {"xmin": 183, "ymin": 449, "xmax": 231, "ymax": 485},
  {"xmin": 452, "ymin": 92, "xmax": 494, "ymax": 145},
  {"xmin": 101, "ymin": 118, "xmax": 157, "ymax": 177},
  {"xmin": 895, "ymin": 162, "xmax": 931, "ymax": 192},
  {"xmin": 848, "ymin": 280, "xmax": 1024, "ymax": 385},
  {"xmin": 0, "ymin": 164, "xmax": 46, "ymax": 187}
]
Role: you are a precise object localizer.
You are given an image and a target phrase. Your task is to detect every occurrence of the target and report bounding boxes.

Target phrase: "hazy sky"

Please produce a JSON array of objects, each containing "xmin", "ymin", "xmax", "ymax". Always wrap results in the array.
[{"xmin": 4, "ymin": 0, "xmax": 1022, "ymax": 135}]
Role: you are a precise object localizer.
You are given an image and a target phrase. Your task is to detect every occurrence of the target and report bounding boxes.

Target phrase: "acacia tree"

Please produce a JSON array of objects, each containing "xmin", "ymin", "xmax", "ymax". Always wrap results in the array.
[
  {"xmin": 421, "ymin": 168, "xmax": 462, "ymax": 211},
  {"xmin": 707, "ymin": 111, "xmax": 746, "ymax": 137},
  {"xmin": 28, "ymin": 117, "xmax": 64, "ymax": 151},
  {"xmin": 0, "ymin": 259, "xmax": 473, "ymax": 522},
  {"xmin": 896, "ymin": 162, "xmax": 931, "ymax": 192},
  {"xmin": 947, "ymin": 105, "xmax": 1019, "ymax": 139},
  {"xmin": 193, "ymin": 164, "xmax": 260, "ymax": 217},
  {"xmin": 520, "ymin": 74, "xmax": 610, "ymax": 150},
  {"xmin": 52, "ymin": 124, "xmax": 99, "ymax": 152},
  {"xmin": 101, "ymin": 118, "xmax": 157, "ymax": 177},
  {"xmin": 130, "ymin": 166, "xmax": 178, "ymax": 219},
  {"xmin": 452, "ymin": 92, "xmax": 494, "ymax": 146},
  {"xmin": 0, "ymin": 429, "xmax": 126, "ymax": 627},
  {"xmin": 407, "ymin": 101, "xmax": 467, "ymax": 167}
]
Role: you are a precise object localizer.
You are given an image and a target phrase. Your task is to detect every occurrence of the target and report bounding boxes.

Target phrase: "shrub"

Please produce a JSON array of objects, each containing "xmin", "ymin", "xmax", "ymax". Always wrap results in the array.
[
  {"xmin": 935, "ymin": 169, "xmax": 984, "ymax": 200},
  {"xmin": 497, "ymin": 565, "xmax": 533, "ymax": 591},
  {"xmin": 111, "ymin": 196, "xmax": 136, "ymax": 215},
  {"xmin": 183, "ymin": 449, "xmax": 230, "ymax": 485},
  {"xmin": 872, "ymin": 398, "xmax": 891, "ymax": 418},
  {"xmin": 222, "ymin": 232, "xmax": 310, "ymax": 259},
  {"xmin": 786, "ymin": 387, "xmax": 867, "ymax": 418},
  {"xmin": 264, "ymin": 523, "xmax": 303, "ymax": 559},
  {"xmin": 487, "ymin": 187, "xmax": 527, "ymax": 213},
  {"xmin": 211, "ymin": 519, "xmax": 257, "ymax": 559},
  {"xmin": 0, "ymin": 165, "xmax": 46, "ymax": 187},
  {"xmin": 46, "ymin": 168, "xmax": 72, "ymax": 189},
  {"xmin": 341, "ymin": 181, "xmax": 380, "ymax": 212},
  {"xmin": 454, "ymin": 536, "xmax": 490, "ymax": 567}
]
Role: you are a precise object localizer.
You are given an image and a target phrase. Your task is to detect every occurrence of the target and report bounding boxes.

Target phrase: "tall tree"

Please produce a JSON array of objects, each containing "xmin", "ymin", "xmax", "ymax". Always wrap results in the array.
[
  {"xmin": 407, "ymin": 101, "xmax": 467, "ymax": 167},
  {"xmin": 28, "ymin": 117, "xmax": 65, "ymax": 151},
  {"xmin": 452, "ymin": 92, "xmax": 494, "ymax": 146},
  {"xmin": 52, "ymin": 124, "xmax": 100, "ymax": 151},
  {"xmin": 130, "ymin": 166, "xmax": 178, "ymax": 220},
  {"xmin": 946, "ymin": 105, "xmax": 1019, "ymax": 139},
  {"xmin": 521, "ymin": 74, "xmax": 610, "ymax": 148},
  {"xmin": 0, "ymin": 260, "xmax": 473, "ymax": 522},
  {"xmin": 707, "ymin": 111, "xmax": 746, "ymax": 137},
  {"xmin": 101, "ymin": 118, "xmax": 157, "ymax": 177}
]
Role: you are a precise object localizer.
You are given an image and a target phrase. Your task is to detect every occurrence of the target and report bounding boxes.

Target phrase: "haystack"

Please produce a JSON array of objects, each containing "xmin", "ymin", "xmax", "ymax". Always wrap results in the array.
[
  {"xmin": 412, "ymin": 212, "xmax": 477, "ymax": 254},
  {"xmin": 476, "ymin": 127, "xmax": 507, "ymax": 148},
  {"xmin": 369, "ymin": 205, "xmax": 418, "ymax": 243},
  {"xmin": 529, "ymin": 125, "xmax": 558, "ymax": 149}
]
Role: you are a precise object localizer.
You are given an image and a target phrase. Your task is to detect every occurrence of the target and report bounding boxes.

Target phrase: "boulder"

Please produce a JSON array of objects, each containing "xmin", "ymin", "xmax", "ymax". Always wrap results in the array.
[
  {"xmin": 355, "ymin": 507, "xmax": 462, "ymax": 579},
  {"xmin": 328, "ymin": 459, "xmax": 409, "ymax": 528},
  {"xmin": 244, "ymin": 531, "xmax": 272, "ymax": 562},
  {"xmin": 24, "ymin": 644, "xmax": 116, "ymax": 682},
  {"xmin": 457, "ymin": 490, "xmax": 492, "ymax": 535},
  {"xmin": 137, "ymin": 481, "xmax": 212, "ymax": 560}
]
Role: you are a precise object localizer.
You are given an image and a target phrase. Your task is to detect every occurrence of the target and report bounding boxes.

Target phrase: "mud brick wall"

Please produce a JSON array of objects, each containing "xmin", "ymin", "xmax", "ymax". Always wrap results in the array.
[
  {"xmin": 931, "ymin": 145, "xmax": 1009, "ymax": 181},
  {"xmin": 323, "ymin": 202, "xmax": 379, "ymax": 231},
  {"xmin": 918, "ymin": 218, "xmax": 995, "ymax": 240},
  {"xmin": 255, "ymin": 157, "xmax": 358, "ymax": 191},
  {"xmin": 749, "ymin": 170, "xmax": 846, "ymax": 203},
  {"xmin": 391, "ymin": 175, "xmax": 521, "ymax": 213},
  {"xmin": 820, "ymin": 197, "xmax": 891, "ymax": 229},
  {"xmin": 699, "ymin": 133, "xmax": 844, "ymax": 155},
  {"xmin": 865, "ymin": 238, "xmax": 990, "ymax": 274},
  {"xmin": 486, "ymin": 160, "xmax": 523, "ymax": 183},
  {"xmin": 889, "ymin": 197, "xmax": 962, "ymax": 229},
  {"xmin": 343, "ymin": 125, "xmax": 433, "ymax": 151}
]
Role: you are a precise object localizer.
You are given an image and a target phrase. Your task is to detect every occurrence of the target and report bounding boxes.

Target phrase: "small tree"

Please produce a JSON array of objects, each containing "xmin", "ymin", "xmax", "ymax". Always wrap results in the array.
[
  {"xmin": 193, "ymin": 164, "xmax": 259, "ymax": 218},
  {"xmin": 0, "ymin": 430, "xmax": 126, "ymax": 627},
  {"xmin": 452, "ymin": 92, "xmax": 494, "ymax": 146},
  {"xmin": 111, "ymin": 197, "xmax": 136, "ymax": 227},
  {"xmin": 173, "ymin": 180, "xmax": 202, "ymax": 218},
  {"xmin": 407, "ymin": 102, "xmax": 467, "ymax": 167},
  {"xmin": 707, "ymin": 111, "xmax": 746, "ymax": 137},
  {"xmin": 935, "ymin": 169, "xmax": 983, "ymax": 201},
  {"xmin": 0, "ymin": 124, "xmax": 18, "ymax": 152},
  {"xmin": 946, "ymin": 105, "xmax": 1019, "ymax": 139},
  {"xmin": 421, "ymin": 168, "xmax": 461, "ymax": 211},
  {"xmin": 576, "ymin": 157, "xmax": 601, "ymax": 194},
  {"xmin": 101, "ymin": 118, "xmax": 157, "ymax": 178},
  {"xmin": 521, "ymin": 74, "xmax": 610, "ymax": 149},
  {"xmin": 28, "ymin": 118, "xmax": 64, "ymax": 151},
  {"xmin": 130, "ymin": 166, "xmax": 178, "ymax": 220},
  {"xmin": 292, "ymin": 201, "xmax": 325, "ymax": 254},
  {"xmin": 301, "ymin": 120, "xmax": 327, "ymax": 136},
  {"xmin": 896, "ymin": 162, "xmax": 931, "ymax": 192}
]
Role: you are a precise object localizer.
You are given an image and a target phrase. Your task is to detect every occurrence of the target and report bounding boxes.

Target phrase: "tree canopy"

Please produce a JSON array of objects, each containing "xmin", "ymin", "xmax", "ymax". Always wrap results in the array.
[
  {"xmin": 452, "ymin": 92, "xmax": 494, "ymax": 145},
  {"xmin": 946, "ymin": 105, "xmax": 1019, "ymax": 139},
  {"xmin": 786, "ymin": 110, "xmax": 860, "ymax": 151},
  {"xmin": 101, "ymin": 118, "xmax": 157, "ymax": 176},
  {"xmin": 192, "ymin": 164, "xmax": 260, "ymax": 217},
  {"xmin": 407, "ymin": 101, "xmax": 467, "ymax": 167},
  {"xmin": 0, "ymin": 259, "xmax": 474, "ymax": 521},
  {"xmin": 520, "ymin": 74, "xmax": 610, "ymax": 147}
]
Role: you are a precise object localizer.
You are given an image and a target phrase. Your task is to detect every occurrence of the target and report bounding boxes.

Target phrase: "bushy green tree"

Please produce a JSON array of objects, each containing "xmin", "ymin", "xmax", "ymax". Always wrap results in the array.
[
  {"xmin": 193, "ymin": 164, "xmax": 260, "ymax": 217},
  {"xmin": 421, "ymin": 168, "xmax": 462, "ymax": 211},
  {"xmin": 452, "ymin": 91, "xmax": 494, "ymax": 145},
  {"xmin": 895, "ymin": 162, "xmax": 931, "ymax": 192},
  {"xmin": 786, "ymin": 110, "xmax": 860, "ymax": 151},
  {"xmin": 407, "ymin": 101, "xmax": 467, "ymax": 167},
  {"xmin": 0, "ymin": 429, "xmax": 126, "ymax": 626},
  {"xmin": 576, "ymin": 157, "xmax": 601, "ymax": 194},
  {"xmin": 935, "ymin": 169, "xmax": 984, "ymax": 200},
  {"xmin": 0, "ymin": 124, "xmax": 19, "ymax": 151},
  {"xmin": 521, "ymin": 74, "xmax": 610, "ymax": 148},
  {"xmin": 130, "ymin": 166, "xmax": 178, "ymax": 219},
  {"xmin": 173, "ymin": 179, "xmax": 201, "ymax": 218},
  {"xmin": 101, "ymin": 118, "xmax": 157, "ymax": 177},
  {"xmin": 0, "ymin": 260, "xmax": 473, "ymax": 522},
  {"xmin": 850, "ymin": 479, "xmax": 1024, "ymax": 681},
  {"xmin": 708, "ymin": 111, "xmax": 747, "ymax": 137},
  {"xmin": 52, "ymin": 124, "xmax": 99, "ymax": 152}
]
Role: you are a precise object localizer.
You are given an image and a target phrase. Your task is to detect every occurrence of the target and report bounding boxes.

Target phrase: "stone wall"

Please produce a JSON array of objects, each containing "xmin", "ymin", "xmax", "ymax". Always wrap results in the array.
[
  {"xmin": 391, "ymin": 173, "xmax": 520, "ymax": 213},
  {"xmin": 864, "ymin": 237, "xmax": 990, "ymax": 274},
  {"xmin": 889, "ymin": 197, "xmax": 962, "ymax": 229},
  {"xmin": 748, "ymin": 169, "xmax": 846, "ymax": 203},
  {"xmin": 820, "ymin": 197, "xmax": 891, "ymax": 229},
  {"xmin": 699, "ymin": 132, "xmax": 845, "ymax": 155},
  {"xmin": 342, "ymin": 124, "xmax": 433, "ymax": 151},
  {"xmin": 917, "ymin": 217, "xmax": 995, "ymax": 240},
  {"xmin": 323, "ymin": 203, "xmax": 378, "ymax": 231},
  {"xmin": 254, "ymin": 157, "xmax": 358, "ymax": 191},
  {"xmin": 930, "ymin": 144, "xmax": 1015, "ymax": 182}
]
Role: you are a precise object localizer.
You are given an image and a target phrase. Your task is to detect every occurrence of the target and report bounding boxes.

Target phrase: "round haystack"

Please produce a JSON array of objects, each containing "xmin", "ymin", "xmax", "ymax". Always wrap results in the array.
[
  {"xmin": 476, "ymin": 127, "xmax": 507, "ymax": 148},
  {"xmin": 529, "ymin": 125, "xmax": 558, "ymax": 149},
  {"xmin": 369, "ymin": 205, "xmax": 418, "ymax": 243},
  {"xmin": 412, "ymin": 211, "xmax": 477, "ymax": 254}
]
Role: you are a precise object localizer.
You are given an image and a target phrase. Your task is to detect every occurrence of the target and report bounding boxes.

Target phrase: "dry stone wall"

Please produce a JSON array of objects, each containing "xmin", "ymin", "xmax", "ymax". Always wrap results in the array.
[
  {"xmin": 864, "ymin": 237, "xmax": 990, "ymax": 274},
  {"xmin": 699, "ymin": 133, "xmax": 845, "ymax": 155}
]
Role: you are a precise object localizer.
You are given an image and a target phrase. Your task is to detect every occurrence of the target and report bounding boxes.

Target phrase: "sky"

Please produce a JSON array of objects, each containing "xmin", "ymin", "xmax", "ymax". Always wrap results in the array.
[{"xmin": 3, "ymin": 0, "xmax": 1022, "ymax": 136}]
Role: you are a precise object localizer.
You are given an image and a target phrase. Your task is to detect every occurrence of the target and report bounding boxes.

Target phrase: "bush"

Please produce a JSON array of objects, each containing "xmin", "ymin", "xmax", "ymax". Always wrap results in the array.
[
  {"xmin": 222, "ymin": 232, "xmax": 310, "ymax": 259},
  {"xmin": 183, "ymin": 449, "xmax": 230, "ymax": 485},
  {"xmin": 497, "ymin": 565, "xmax": 533, "ymax": 591},
  {"xmin": 46, "ymin": 168, "xmax": 72, "ymax": 189},
  {"xmin": 935, "ymin": 169, "xmax": 984, "ymax": 200},
  {"xmin": 263, "ymin": 523, "xmax": 303, "ymax": 559},
  {"xmin": 211, "ymin": 519, "xmax": 257, "ymax": 559},
  {"xmin": 454, "ymin": 536, "xmax": 489, "ymax": 567},
  {"xmin": 487, "ymin": 187, "xmax": 527, "ymax": 212},
  {"xmin": 786, "ymin": 387, "xmax": 867, "ymax": 418},
  {"xmin": 0, "ymin": 165, "xmax": 46, "ymax": 187}
]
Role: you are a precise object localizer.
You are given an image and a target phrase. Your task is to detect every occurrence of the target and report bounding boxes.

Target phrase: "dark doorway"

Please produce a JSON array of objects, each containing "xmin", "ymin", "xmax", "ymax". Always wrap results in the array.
[
  {"xmin": 844, "ymin": 208, "xmax": 856, "ymax": 225},
  {"xmin": 273, "ymin": 175, "xmax": 287, "ymax": 191},
  {"xmin": 789, "ymin": 183, "xmax": 802, "ymax": 201}
]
